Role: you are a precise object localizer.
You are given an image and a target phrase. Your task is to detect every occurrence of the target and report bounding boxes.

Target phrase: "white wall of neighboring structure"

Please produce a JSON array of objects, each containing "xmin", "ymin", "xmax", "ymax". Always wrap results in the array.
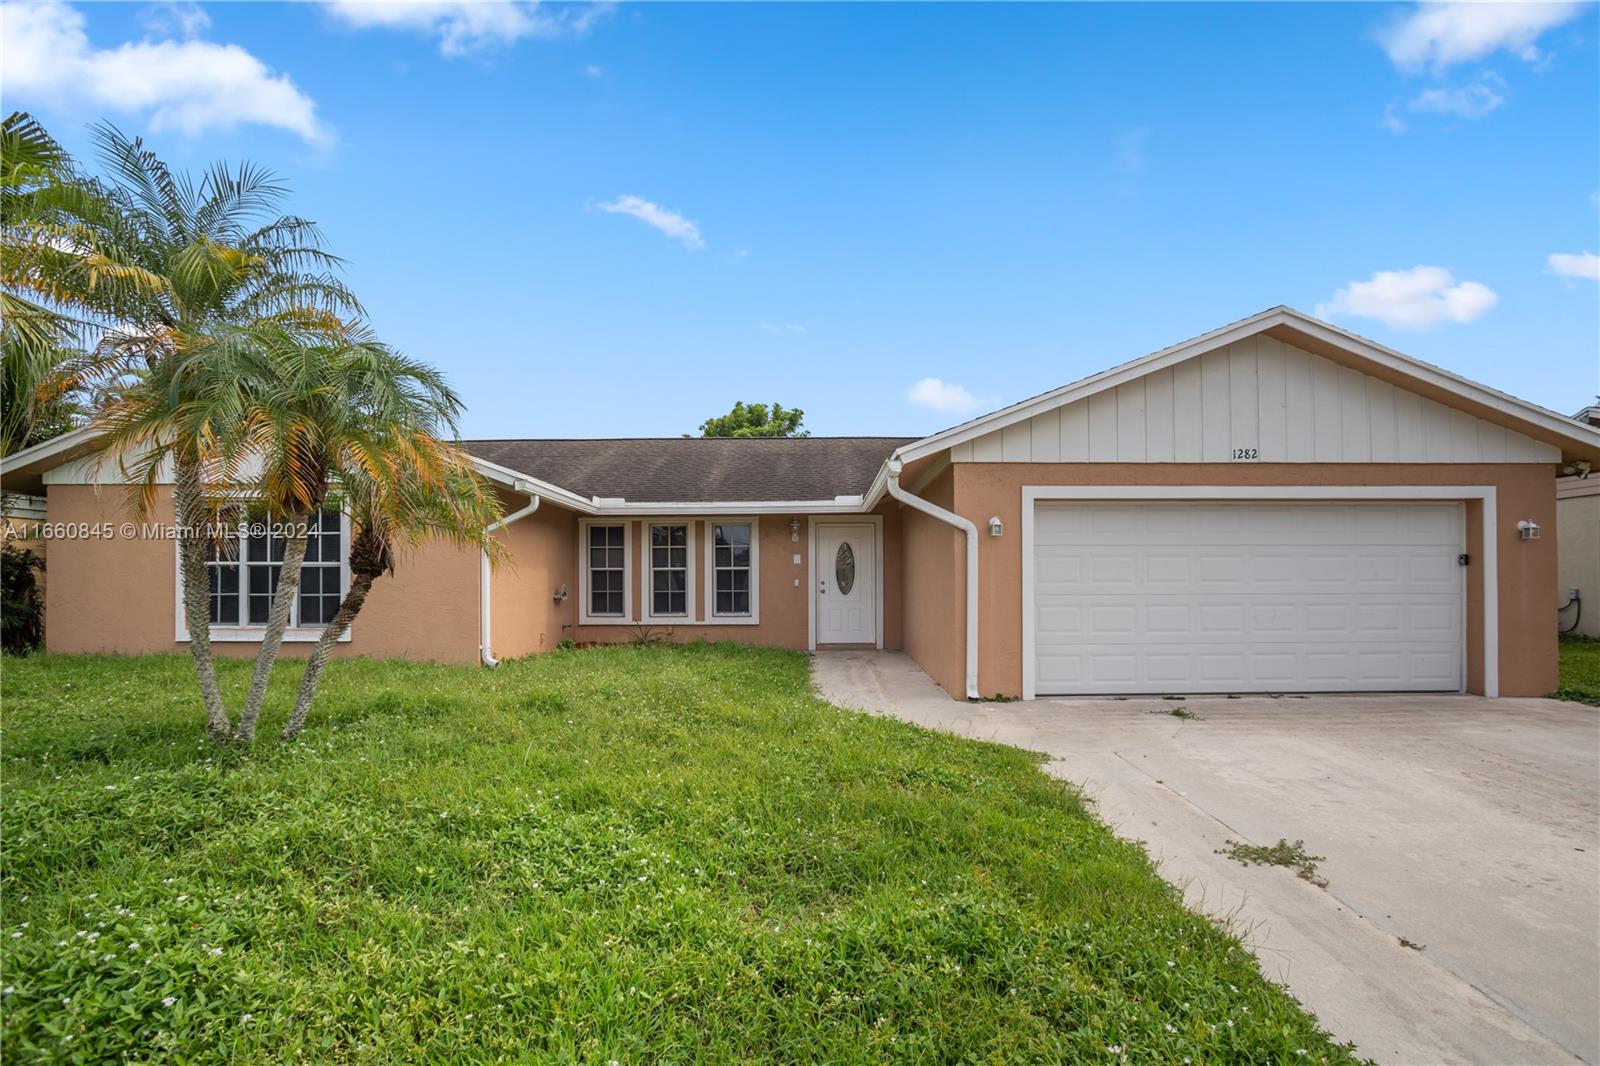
[
  {"xmin": 953, "ymin": 336, "xmax": 1561, "ymax": 465},
  {"xmin": 1558, "ymin": 476, "xmax": 1600, "ymax": 638}
]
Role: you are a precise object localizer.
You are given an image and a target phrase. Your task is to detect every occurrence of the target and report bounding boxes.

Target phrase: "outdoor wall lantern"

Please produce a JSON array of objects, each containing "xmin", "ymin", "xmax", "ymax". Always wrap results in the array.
[
  {"xmin": 1517, "ymin": 520, "xmax": 1541, "ymax": 541},
  {"xmin": 988, "ymin": 516, "xmax": 1004, "ymax": 537},
  {"xmin": 789, "ymin": 518, "xmax": 801, "ymax": 542}
]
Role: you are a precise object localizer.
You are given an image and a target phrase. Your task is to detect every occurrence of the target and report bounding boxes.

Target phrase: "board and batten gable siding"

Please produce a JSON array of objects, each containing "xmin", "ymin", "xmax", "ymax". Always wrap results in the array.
[{"xmin": 953, "ymin": 336, "xmax": 1561, "ymax": 465}]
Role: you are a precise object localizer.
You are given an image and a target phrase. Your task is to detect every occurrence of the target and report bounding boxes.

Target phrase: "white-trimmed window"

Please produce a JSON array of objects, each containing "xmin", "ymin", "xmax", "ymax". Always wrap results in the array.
[
  {"xmin": 646, "ymin": 523, "xmax": 694, "ymax": 620},
  {"xmin": 584, "ymin": 523, "xmax": 629, "ymax": 620},
  {"xmin": 186, "ymin": 508, "xmax": 348, "ymax": 641},
  {"xmin": 706, "ymin": 517, "xmax": 760, "ymax": 624}
]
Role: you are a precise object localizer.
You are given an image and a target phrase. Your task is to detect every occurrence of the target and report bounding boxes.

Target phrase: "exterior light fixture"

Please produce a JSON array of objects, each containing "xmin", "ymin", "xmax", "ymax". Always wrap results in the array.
[
  {"xmin": 988, "ymin": 516, "xmax": 1004, "ymax": 537},
  {"xmin": 1517, "ymin": 520, "xmax": 1541, "ymax": 541},
  {"xmin": 789, "ymin": 518, "xmax": 801, "ymax": 542}
]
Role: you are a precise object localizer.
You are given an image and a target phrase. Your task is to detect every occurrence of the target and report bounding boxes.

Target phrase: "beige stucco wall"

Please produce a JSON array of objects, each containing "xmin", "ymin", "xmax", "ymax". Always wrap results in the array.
[
  {"xmin": 43, "ymin": 484, "xmax": 482, "ymax": 664},
  {"xmin": 39, "ymin": 486, "xmax": 905, "ymax": 665},
  {"xmin": 1557, "ymin": 480, "xmax": 1600, "ymax": 638},
  {"xmin": 487, "ymin": 498, "xmax": 578, "ymax": 659},
  {"xmin": 572, "ymin": 508, "xmax": 903, "ymax": 652},
  {"xmin": 903, "ymin": 462, "xmax": 1558, "ymax": 700},
  {"xmin": 897, "ymin": 466, "xmax": 966, "ymax": 698}
]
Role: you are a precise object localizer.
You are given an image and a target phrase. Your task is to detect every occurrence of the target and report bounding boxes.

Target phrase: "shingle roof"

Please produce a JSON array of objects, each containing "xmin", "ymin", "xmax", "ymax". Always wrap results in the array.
[{"xmin": 462, "ymin": 437, "xmax": 912, "ymax": 503}]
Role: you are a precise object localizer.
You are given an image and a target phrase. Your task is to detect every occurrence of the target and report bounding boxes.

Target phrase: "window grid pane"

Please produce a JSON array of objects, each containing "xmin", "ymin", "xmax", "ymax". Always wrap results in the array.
[
  {"xmin": 712, "ymin": 523, "xmax": 752, "ymax": 616},
  {"xmin": 297, "ymin": 509, "xmax": 343, "ymax": 626},
  {"xmin": 588, "ymin": 525, "xmax": 626, "ymax": 617},
  {"xmin": 649, "ymin": 525, "xmax": 688, "ymax": 616}
]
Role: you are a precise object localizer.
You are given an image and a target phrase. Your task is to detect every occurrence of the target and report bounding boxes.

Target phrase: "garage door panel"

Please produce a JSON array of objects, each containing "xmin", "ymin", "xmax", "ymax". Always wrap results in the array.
[{"xmin": 1033, "ymin": 502, "xmax": 1464, "ymax": 694}]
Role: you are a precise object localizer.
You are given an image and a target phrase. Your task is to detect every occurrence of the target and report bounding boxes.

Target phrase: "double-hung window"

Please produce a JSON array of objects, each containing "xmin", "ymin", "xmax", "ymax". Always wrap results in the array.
[
  {"xmin": 648, "ymin": 523, "xmax": 691, "ymax": 618},
  {"xmin": 198, "ymin": 508, "xmax": 345, "ymax": 634},
  {"xmin": 586, "ymin": 524, "xmax": 627, "ymax": 618},
  {"xmin": 711, "ymin": 522, "xmax": 755, "ymax": 619}
]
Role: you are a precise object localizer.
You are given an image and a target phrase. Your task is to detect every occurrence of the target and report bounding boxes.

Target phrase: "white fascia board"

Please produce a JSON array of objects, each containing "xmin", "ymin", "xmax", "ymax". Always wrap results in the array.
[
  {"xmin": 893, "ymin": 305, "xmax": 1600, "ymax": 464},
  {"xmin": 0, "ymin": 424, "xmax": 106, "ymax": 476},
  {"xmin": 589, "ymin": 499, "xmax": 869, "ymax": 516},
  {"xmin": 1280, "ymin": 313, "xmax": 1600, "ymax": 452},
  {"xmin": 468, "ymin": 456, "xmax": 596, "ymax": 513},
  {"xmin": 893, "ymin": 307, "xmax": 1290, "ymax": 463}
]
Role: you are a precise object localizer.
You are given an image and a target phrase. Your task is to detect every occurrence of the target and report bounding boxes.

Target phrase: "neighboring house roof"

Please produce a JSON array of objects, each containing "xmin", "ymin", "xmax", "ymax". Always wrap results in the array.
[
  {"xmin": 891, "ymin": 306, "xmax": 1600, "ymax": 466},
  {"xmin": 463, "ymin": 437, "xmax": 913, "ymax": 504},
  {"xmin": 1573, "ymin": 405, "xmax": 1600, "ymax": 428}
]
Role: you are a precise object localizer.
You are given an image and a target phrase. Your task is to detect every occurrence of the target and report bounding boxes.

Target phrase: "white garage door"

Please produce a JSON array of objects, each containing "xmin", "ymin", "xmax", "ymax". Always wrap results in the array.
[{"xmin": 1032, "ymin": 502, "xmax": 1464, "ymax": 695}]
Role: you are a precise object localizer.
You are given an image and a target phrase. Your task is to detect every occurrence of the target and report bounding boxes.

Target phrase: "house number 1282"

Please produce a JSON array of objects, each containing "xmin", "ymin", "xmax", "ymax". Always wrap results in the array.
[{"xmin": 1231, "ymin": 447, "xmax": 1259, "ymax": 460}]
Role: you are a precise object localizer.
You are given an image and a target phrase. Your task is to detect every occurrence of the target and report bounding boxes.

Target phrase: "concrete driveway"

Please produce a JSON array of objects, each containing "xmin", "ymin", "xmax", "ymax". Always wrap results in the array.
[{"xmin": 813, "ymin": 651, "xmax": 1600, "ymax": 1065}]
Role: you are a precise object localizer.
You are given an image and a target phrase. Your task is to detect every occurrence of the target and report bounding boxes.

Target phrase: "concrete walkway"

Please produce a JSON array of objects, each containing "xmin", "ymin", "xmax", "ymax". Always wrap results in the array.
[{"xmin": 813, "ymin": 650, "xmax": 1600, "ymax": 1065}]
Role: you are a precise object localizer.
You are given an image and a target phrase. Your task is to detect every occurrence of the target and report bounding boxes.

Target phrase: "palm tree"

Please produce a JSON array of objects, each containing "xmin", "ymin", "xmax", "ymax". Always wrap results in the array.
[
  {"xmin": 1, "ymin": 113, "xmax": 88, "ymax": 456},
  {"xmin": 4, "ymin": 119, "xmax": 359, "ymax": 738},
  {"xmin": 232, "ymin": 325, "xmax": 499, "ymax": 741},
  {"xmin": 280, "ymin": 409, "xmax": 505, "ymax": 741}
]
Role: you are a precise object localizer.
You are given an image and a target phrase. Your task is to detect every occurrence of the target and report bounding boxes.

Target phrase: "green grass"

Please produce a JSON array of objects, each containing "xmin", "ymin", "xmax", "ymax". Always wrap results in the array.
[
  {"xmin": 1555, "ymin": 636, "xmax": 1600, "ymax": 705},
  {"xmin": 1, "ymin": 645, "xmax": 1360, "ymax": 1063}
]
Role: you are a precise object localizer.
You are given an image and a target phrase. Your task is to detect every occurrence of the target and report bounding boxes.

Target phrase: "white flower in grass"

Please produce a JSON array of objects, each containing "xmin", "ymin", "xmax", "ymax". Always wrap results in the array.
[
  {"xmin": 176, "ymin": 895, "xmax": 188, "ymax": 903},
  {"xmin": 162, "ymin": 996, "xmax": 176, "ymax": 1007},
  {"xmin": 128, "ymin": 942, "xmax": 140, "ymax": 951},
  {"xmin": 1107, "ymin": 1046, "xmax": 1122, "ymax": 1055},
  {"xmin": 2, "ymin": 985, "xmax": 14, "ymax": 994},
  {"xmin": 241, "ymin": 1013, "xmax": 253, "ymax": 1023},
  {"xmin": 1166, "ymin": 959, "xmax": 1175, "ymax": 967},
  {"xmin": 8, "ymin": 932, "xmax": 19, "ymax": 939},
  {"xmin": 208, "ymin": 947, "xmax": 222, "ymax": 957},
  {"xmin": 1165, "ymin": 1024, "xmax": 1176, "ymax": 1033}
]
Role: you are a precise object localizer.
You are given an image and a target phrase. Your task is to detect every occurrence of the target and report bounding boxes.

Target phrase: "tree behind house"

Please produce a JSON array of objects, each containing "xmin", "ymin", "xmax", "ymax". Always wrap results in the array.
[{"xmin": 699, "ymin": 401, "xmax": 808, "ymax": 438}]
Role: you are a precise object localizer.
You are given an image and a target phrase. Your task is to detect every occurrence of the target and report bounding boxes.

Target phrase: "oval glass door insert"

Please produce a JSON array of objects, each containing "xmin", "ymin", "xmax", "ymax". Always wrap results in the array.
[{"xmin": 835, "ymin": 542, "xmax": 856, "ymax": 595}]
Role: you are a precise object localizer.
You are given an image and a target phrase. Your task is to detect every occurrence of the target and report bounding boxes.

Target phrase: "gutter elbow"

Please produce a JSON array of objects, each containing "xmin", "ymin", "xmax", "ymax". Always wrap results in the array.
[{"xmin": 480, "ymin": 485, "xmax": 542, "ymax": 669}]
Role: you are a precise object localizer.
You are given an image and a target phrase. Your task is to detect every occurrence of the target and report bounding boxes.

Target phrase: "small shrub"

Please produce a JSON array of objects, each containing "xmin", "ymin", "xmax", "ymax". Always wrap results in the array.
[
  {"xmin": 1218, "ymin": 838, "xmax": 1328, "ymax": 888},
  {"xmin": 1, "ymin": 542, "xmax": 44, "ymax": 655}
]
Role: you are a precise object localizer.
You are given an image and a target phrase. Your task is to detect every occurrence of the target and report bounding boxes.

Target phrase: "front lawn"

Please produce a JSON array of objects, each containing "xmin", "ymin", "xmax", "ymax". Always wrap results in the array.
[
  {"xmin": 1555, "ymin": 636, "xmax": 1600, "ymax": 705},
  {"xmin": 1, "ymin": 645, "xmax": 1358, "ymax": 1063}
]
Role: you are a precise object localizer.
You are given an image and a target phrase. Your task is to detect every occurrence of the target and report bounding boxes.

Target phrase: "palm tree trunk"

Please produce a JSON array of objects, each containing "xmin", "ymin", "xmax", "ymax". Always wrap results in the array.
[
  {"xmin": 280, "ymin": 571, "xmax": 375, "ymax": 741},
  {"xmin": 236, "ymin": 513, "xmax": 309, "ymax": 743},
  {"xmin": 173, "ymin": 455, "xmax": 233, "ymax": 739}
]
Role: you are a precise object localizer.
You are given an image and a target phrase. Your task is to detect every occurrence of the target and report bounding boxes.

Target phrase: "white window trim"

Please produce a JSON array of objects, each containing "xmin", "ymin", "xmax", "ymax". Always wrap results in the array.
[
  {"xmin": 1018, "ymin": 485, "xmax": 1498, "ymax": 700},
  {"xmin": 642, "ymin": 521, "xmax": 697, "ymax": 623},
  {"xmin": 173, "ymin": 508, "xmax": 353, "ymax": 644},
  {"xmin": 578, "ymin": 519, "xmax": 633, "ymax": 625},
  {"xmin": 702, "ymin": 516, "xmax": 760, "ymax": 625},
  {"xmin": 806, "ymin": 514, "xmax": 885, "ymax": 651}
]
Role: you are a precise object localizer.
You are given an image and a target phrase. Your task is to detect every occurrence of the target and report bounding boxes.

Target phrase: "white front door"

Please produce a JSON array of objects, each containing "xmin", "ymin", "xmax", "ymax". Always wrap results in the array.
[{"xmin": 817, "ymin": 523, "xmax": 876, "ymax": 645}]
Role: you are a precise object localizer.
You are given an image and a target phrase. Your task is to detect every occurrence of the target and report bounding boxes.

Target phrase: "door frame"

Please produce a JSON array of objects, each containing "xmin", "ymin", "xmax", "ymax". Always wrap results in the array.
[
  {"xmin": 808, "ymin": 515, "xmax": 885, "ymax": 650},
  {"xmin": 1020, "ymin": 485, "xmax": 1499, "ymax": 700}
]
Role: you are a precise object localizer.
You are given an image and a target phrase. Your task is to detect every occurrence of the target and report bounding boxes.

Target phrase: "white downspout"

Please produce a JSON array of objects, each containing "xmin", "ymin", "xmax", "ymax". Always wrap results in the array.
[
  {"xmin": 885, "ymin": 458, "xmax": 980, "ymax": 701},
  {"xmin": 480, "ymin": 479, "xmax": 541, "ymax": 667}
]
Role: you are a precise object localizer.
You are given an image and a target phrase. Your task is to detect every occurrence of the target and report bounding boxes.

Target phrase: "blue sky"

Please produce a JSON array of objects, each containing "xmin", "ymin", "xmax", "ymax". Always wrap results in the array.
[{"xmin": 4, "ymin": 1, "xmax": 1597, "ymax": 438}]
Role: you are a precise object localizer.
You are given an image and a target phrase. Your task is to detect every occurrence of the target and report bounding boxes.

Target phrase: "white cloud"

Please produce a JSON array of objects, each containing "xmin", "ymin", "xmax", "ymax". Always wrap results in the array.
[
  {"xmin": 2, "ymin": 0, "xmax": 329, "ymax": 143},
  {"xmin": 1408, "ymin": 76, "xmax": 1505, "ymax": 118},
  {"xmin": 1548, "ymin": 251, "xmax": 1600, "ymax": 281},
  {"xmin": 1316, "ymin": 265, "xmax": 1498, "ymax": 330},
  {"xmin": 595, "ymin": 195, "xmax": 704, "ymax": 250},
  {"xmin": 140, "ymin": 1, "xmax": 210, "ymax": 38},
  {"xmin": 759, "ymin": 323, "xmax": 806, "ymax": 334},
  {"xmin": 321, "ymin": 1, "xmax": 610, "ymax": 57},
  {"xmin": 584, "ymin": 62, "xmax": 604, "ymax": 78},
  {"xmin": 907, "ymin": 378, "xmax": 985, "ymax": 414},
  {"xmin": 1379, "ymin": 2, "xmax": 1585, "ymax": 72}
]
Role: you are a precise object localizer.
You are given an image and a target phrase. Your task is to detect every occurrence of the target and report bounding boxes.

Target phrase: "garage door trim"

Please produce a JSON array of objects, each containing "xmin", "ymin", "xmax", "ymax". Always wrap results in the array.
[{"xmin": 1019, "ymin": 485, "xmax": 1499, "ymax": 699}]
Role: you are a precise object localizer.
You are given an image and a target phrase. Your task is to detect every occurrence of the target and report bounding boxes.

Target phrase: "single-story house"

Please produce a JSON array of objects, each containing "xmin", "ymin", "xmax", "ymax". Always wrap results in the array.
[
  {"xmin": 5, "ymin": 306, "xmax": 1598, "ymax": 699},
  {"xmin": 1557, "ymin": 404, "xmax": 1600, "ymax": 638}
]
